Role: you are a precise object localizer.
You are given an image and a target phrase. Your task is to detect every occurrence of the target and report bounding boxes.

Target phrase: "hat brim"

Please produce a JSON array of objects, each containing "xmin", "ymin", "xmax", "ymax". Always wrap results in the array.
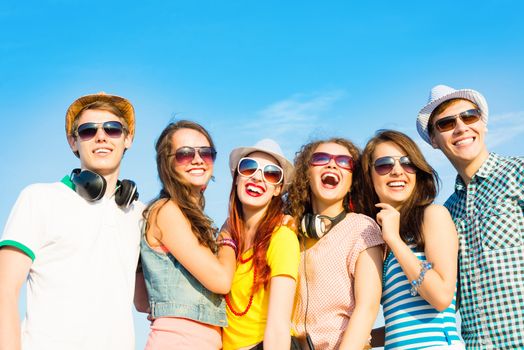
[
  {"xmin": 65, "ymin": 93, "xmax": 135, "ymax": 138},
  {"xmin": 229, "ymin": 146, "xmax": 294, "ymax": 187},
  {"xmin": 416, "ymin": 89, "xmax": 488, "ymax": 144}
]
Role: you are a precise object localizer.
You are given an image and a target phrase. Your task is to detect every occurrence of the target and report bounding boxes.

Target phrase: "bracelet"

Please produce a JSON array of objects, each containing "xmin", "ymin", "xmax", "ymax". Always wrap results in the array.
[
  {"xmin": 410, "ymin": 261, "xmax": 433, "ymax": 296},
  {"xmin": 217, "ymin": 238, "xmax": 238, "ymax": 257}
]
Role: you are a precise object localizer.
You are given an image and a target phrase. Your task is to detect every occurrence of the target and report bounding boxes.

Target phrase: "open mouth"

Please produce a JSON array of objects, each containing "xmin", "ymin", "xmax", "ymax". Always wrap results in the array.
[
  {"xmin": 188, "ymin": 168, "xmax": 205, "ymax": 176},
  {"xmin": 321, "ymin": 172, "xmax": 340, "ymax": 188},
  {"xmin": 93, "ymin": 148, "xmax": 112, "ymax": 155},
  {"xmin": 246, "ymin": 183, "xmax": 265, "ymax": 197},
  {"xmin": 453, "ymin": 137, "xmax": 475, "ymax": 146},
  {"xmin": 387, "ymin": 181, "xmax": 406, "ymax": 189}
]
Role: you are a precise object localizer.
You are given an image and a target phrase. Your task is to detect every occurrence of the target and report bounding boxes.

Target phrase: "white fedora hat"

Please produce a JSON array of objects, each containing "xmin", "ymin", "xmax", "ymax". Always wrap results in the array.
[
  {"xmin": 229, "ymin": 138, "xmax": 294, "ymax": 186},
  {"xmin": 416, "ymin": 84, "xmax": 488, "ymax": 144}
]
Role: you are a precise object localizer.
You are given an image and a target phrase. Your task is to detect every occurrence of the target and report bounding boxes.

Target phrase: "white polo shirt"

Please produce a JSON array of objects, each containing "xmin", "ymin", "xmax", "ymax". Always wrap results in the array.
[{"xmin": 0, "ymin": 180, "xmax": 144, "ymax": 350}]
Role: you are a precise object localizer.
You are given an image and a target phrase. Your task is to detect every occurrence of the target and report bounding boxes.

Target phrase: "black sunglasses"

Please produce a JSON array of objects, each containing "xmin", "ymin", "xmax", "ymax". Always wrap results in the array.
[
  {"xmin": 373, "ymin": 156, "xmax": 417, "ymax": 175},
  {"xmin": 433, "ymin": 109, "xmax": 481, "ymax": 133},
  {"xmin": 237, "ymin": 157, "xmax": 284, "ymax": 185},
  {"xmin": 310, "ymin": 152, "xmax": 354, "ymax": 171},
  {"xmin": 172, "ymin": 146, "xmax": 217, "ymax": 165},
  {"xmin": 75, "ymin": 121, "xmax": 127, "ymax": 141}
]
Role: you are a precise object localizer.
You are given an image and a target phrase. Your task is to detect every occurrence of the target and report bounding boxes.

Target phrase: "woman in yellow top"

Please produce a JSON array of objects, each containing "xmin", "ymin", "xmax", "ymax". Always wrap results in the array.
[{"xmin": 221, "ymin": 139, "xmax": 300, "ymax": 350}]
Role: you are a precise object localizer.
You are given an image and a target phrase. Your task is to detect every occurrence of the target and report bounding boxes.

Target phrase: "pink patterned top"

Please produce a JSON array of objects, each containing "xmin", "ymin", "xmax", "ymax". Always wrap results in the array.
[{"xmin": 291, "ymin": 213, "xmax": 384, "ymax": 350}]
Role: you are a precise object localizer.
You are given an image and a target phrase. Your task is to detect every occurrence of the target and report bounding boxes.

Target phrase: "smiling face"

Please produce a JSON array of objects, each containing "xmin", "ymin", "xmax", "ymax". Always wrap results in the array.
[
  {"xmin": 371, "ymin": 141, "xmax": 416, "ymax": 210},
  {"xmin": 308, "ymin": 142, "xmax": 353, "ymax": 214},
  {"xmin": 68, "ymin": 109, "xmax": 132, "ymax": 177},
  {"xmin": 236, "ymin": 151, "xmax": 282, "ymax": 212},
  {"xmin": 171, "ymin": 128, "xmax": 214, "ymax": 192},
  {"xmin": 430, "ymin": 99, "xmax": 489, "ymax": 171}
]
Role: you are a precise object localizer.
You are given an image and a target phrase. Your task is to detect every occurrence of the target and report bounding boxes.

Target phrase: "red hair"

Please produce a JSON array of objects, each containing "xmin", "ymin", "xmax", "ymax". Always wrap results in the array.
[{"xmin": 226, "ymin": 172, "xmax": 285, "ymax": 293}]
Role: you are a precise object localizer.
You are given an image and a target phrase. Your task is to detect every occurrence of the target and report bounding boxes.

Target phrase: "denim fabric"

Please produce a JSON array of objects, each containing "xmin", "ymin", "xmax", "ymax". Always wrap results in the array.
[{"xmin": 140, "ymin": 236, "xmax": 227, "ymax": 327}]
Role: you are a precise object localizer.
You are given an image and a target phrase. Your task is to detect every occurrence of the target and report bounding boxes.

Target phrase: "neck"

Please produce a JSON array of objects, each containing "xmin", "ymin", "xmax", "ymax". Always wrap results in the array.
[
  {"xmin": 242, "ymin": 205, "xmax": 268, "ymax": 247},
  {"xmin": 312, "ymin": 199, "xmax": 345, "ymax": 217},
  {"xmin": 453, "ymin": 149, "xmax": 489, "ymax": 185}
]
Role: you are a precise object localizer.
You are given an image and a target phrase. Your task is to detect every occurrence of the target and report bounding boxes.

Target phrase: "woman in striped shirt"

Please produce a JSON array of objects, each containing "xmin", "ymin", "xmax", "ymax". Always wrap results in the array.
[{"xmin": 357, "ymin": 130, "xmax": 464, "ymax": 350}]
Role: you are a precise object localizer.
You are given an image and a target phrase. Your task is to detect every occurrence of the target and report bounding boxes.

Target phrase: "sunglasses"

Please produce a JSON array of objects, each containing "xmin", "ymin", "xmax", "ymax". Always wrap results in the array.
[
  {"xmin": 75, "ymin": 121, "xmax": 127, "ymax": 141},
  {"xmin": 172, "ymin": 146, "xmax": 217, "ymax": 165},
  {"xmin": 237, "ymin": 157, "xmax": 284, "ymax": 185},
  {"xmin": 433, "ymin": 109, "xmax": 481, "ymax": 133},
  {"xmin": 373, "ymin": 156, "xmax": 417, "ymax": 176},
  {"xmin": 310, "ymin": 152, "xmax": 354, "ymax": 171}
]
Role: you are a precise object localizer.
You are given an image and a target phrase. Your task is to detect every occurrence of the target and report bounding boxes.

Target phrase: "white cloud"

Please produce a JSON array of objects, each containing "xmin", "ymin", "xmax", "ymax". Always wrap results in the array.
[
  {"xmin": 486, "ymin": 111, "xmax": 524, "ymax": 148},
  {"xmin": 241, "ymin": 90, "xmax": 346, "ymax": 138}
]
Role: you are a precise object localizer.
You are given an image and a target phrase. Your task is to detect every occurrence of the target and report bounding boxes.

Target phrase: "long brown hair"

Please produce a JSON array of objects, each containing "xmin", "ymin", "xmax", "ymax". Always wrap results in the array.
[
  {"xmin": 144, "ymin": 120, "xmax": 217, "ymax": 251},
  {"xmin": 354, "ymin": 130, "xmax": 439, "ymax": 250},
  {"xmin": 287, "ymin": 138, "xmax": 361, "ymax": 225},
  {"xmin": 226, "ymin": 156, "xmax": 286, "ymax": 293}
]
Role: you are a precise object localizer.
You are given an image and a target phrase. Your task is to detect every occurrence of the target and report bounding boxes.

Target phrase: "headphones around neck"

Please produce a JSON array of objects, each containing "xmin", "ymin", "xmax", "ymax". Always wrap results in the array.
[
  {"xmin": 300, "ymin": 210, "xmax": 347, "ymax": 239},
  {"xmin": 70, "ymin": 168, "xmax": 139, "ymax": 209}
]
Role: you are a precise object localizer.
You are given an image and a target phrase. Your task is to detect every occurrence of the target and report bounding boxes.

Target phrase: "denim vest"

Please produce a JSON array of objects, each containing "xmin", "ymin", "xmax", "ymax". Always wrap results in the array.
[{"xmin": 140, "ymin": 235, "xmax": 227, "ymax": 327}]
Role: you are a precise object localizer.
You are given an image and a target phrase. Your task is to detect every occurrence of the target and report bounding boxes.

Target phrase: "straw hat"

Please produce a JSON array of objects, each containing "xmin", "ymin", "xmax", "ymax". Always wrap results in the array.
[{"xmin": 65, "ymin": 92, "xmax": 135, "ymax": 138}]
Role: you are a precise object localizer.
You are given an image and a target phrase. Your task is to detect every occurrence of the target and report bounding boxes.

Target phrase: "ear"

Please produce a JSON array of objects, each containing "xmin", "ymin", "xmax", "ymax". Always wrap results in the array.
[
  {"xmin": 430, "ymin": 135, "xmax": 439, "ymax": 149},
  {"xmin": 67, "ymin": 135, "xmax": 78, "ymax": 153},
  {"xmin": 273, "ymin": 184, "xmax": 282, "ymax": 197},
  {"xmin": 124, "ymin": 132, "xmax": 133, "ymax": 150}
]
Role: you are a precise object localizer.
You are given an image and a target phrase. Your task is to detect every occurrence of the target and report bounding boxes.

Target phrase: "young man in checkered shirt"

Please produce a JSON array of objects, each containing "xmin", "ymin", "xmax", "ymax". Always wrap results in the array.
[{"xmin": 416, "ymin": 84, "xmax": 524, "ymax": 349}]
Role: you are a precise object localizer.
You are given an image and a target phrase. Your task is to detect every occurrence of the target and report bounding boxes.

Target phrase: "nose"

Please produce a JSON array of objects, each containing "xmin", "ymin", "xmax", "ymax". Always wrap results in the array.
[
  {"xmin": 327, "ymin": 157, "xmax": 337, "ymax": 168},
  {"xmin": 251, "ymin": 168, "xmax": 264, "ymax": 182},
  {"xmin": 94, "ymin": 125, "xmax": 108, "ymax": 142},
  {"xmin": 191, "ymin": 150, "xmax": 205, "ymax": 165},
  {"xmin": 453, "ymin": 117, "xmax": 469, "ymax": 134},
  {"xmin": 390, "ymin": 160, "xmax": 404, "ymax": 175}
]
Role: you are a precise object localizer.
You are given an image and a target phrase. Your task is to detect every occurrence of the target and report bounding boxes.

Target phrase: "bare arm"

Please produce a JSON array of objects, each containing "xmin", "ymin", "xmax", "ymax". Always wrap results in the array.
[
  {"xmin": 378, "ymin": 203, "xmax": 458, "ymax": 311},
  {"xmin": 263, "ymin": 275, "xmax": 296, "ymax": 350},
  {"xmin": 151, "ymin": 201, "xmax": 236, "ymax": 294},
  {"xmin": 0, "ymin": 247, "xmax": 32, "ymax": 350},
  {"xmin": 339, "ymin": 246, "xmax": 383, "ymax": 350}
]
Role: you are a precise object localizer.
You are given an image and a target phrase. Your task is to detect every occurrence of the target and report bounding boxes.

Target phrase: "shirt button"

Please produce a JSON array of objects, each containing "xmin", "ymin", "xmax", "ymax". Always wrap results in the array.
[{"xmin": 475, "ymin": 307, "xmax": 483, "ymax": 314}]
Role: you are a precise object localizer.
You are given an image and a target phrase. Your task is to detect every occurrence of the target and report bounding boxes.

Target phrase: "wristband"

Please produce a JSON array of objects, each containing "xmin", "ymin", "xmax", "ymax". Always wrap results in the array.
[{"xmin": 218, "ymin": 238, "xmax": 238, "ymax": 257}]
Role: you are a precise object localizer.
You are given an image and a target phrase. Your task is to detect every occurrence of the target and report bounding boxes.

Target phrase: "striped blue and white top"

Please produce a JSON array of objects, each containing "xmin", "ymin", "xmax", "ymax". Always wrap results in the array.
[{"xmin": 382, "ymin": 248, "xmax": 463, "ymax": 349}]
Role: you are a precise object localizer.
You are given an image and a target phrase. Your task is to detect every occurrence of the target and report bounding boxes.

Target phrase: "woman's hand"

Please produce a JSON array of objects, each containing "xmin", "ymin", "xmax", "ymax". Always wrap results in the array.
[{"xmin": 375, "ymin": 203, "xmax": 401, "ymax": 245}]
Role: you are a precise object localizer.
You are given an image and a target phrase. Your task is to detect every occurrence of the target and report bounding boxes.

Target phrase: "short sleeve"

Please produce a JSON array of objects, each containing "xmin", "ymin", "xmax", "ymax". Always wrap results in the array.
[
  {"xmin": 267, "ymin": 226, "xmax": 300, "ymax": 280},
  {"xmin": 0, "ymin": 185, "xmax": 46, "ymax": 261},
  {"xmin": 347, "ymin": 214, "xmax": 384, "ymax": 276}
]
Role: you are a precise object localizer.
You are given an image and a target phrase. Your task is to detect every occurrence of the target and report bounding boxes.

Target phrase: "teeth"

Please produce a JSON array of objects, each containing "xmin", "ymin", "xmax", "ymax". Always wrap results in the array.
[
  {"xmin": 454, "ymin": 137, "xmax": 474, "ymax": 146},
  {"xmin": 387, "ymin": 181, "xmax": 406, "ymax": 187},
  {"xmin": 247, "ymin": 185, "xmax": 263, "ymax": 194},
  {"xmin": 94, "ymin": 148, "xmax": 110, "ymax": 154},
  {"xmin": 189, "ymin": 169, "xmax": 204, "ymax": 175}
]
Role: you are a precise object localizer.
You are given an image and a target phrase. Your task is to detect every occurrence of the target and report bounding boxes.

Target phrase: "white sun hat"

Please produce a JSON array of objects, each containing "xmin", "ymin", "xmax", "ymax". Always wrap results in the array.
[
  {"xmin": 417, "ymin": 84, "xmax": 488, "ymax": 144},
  {"xmin": 229, "ymin": 138, "xmax": 294, "ymax": 186}
]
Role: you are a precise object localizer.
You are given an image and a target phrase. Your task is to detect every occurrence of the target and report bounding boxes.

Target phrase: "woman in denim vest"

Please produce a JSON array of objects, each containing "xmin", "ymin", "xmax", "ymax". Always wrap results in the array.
[{"xmin": 138, "ymin": 120, "xmax": 236, "ymax": 350}]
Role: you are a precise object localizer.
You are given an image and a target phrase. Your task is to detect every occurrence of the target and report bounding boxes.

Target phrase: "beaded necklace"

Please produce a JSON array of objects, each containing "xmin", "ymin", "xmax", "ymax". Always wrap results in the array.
[{"xmin": 225, "ymin": 252, "xmax": 256, "ymax": 317}]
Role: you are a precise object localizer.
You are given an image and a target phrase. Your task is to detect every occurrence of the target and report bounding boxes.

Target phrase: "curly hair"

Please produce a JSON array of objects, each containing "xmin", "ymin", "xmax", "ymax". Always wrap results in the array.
[
  {"xmin": 287, "ymin": 138, "xmax": 361, "ymax": 226},
  {"xmin": 353, "ymin": 129, "xmax": 440, "ymax": 250},
  {"xmin": 144, "ymin": 120, "xmax": 217, "ymax": 252}
]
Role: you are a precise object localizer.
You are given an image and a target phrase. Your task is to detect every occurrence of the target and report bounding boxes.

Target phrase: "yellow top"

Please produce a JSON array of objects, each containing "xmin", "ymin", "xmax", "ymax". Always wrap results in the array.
[{"xmin": 222, "ymin": 226, "xmax": 300, "ymax": 349}]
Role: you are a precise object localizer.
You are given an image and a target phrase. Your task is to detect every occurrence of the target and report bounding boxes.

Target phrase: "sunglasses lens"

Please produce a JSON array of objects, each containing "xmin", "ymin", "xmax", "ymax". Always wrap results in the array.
[
  {"xmin": 103, "ymin": 121, "xmax": 124, "ymax": 138},
  {"xmin": 175, "ymin": 147, "xmax": 196, "ymax": 165},
  {"xmin": 310, "ymin": 152, "xmax": 330, "ymax": 166},
  {"xmin": 435, "ymin": 117, "xmax": 456, "ymax": 132},
  {"xmin": 263, "ymin": 165, "xmax": 283, "ymax": 184},
  {"xmin": 399, "ymin": 157, "xmax": 417, "ymax": 174},
  {"xmin": 461, "ymin": 109, "xmax": 481, "ymax": 125},
  {"xmin": 238, "ymin": 158, "xmax": 258, "ymax": 177},
  {"xmin": 76, "ymin": 123, "xmax": 98, "ymax": 141},
  {"xmin": 373, "ymin": 157, "xmax": 395, "ymax": 175},
  {"xmin": 198, "ymin": 147, "xmax": 217, "ymax": 164},
  {"xmin": 335, "ymin": 155, "xmax": 353, "ymax": 171}
]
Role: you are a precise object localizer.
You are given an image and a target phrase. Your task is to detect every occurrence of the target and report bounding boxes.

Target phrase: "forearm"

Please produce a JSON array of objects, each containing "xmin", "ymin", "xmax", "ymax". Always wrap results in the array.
[
  {"xmin": 263, "ymin": 325, "xmax": 291, "ymax": 350},
  {"xmin": 0, "ymin": 296, "xmax": 21, "ymax": 350},
  {"xmin": 388, "ymin": 239, "xmax": 454, "ymax": 310},
  {"xmin": 338, "ymin": 304, "xmax": 378, "ymax": 350}
]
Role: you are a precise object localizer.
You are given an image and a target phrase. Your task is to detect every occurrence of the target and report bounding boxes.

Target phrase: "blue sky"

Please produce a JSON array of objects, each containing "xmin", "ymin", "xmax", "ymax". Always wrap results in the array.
[{"xmin": 1, "ymin": 1, "xmax": 523, "ymax": 348}]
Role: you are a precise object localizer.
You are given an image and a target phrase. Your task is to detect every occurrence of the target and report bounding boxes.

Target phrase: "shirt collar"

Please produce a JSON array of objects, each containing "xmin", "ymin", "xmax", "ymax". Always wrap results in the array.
[{"xmin": 453, "ymin": 152, "xmax": 499, "ymax": 192}]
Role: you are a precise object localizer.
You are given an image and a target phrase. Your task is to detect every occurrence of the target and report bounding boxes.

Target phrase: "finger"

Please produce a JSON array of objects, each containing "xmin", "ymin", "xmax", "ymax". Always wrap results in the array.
[{"xmin": 375, "ymin": 202, "xmax": 394, "ymax": 210}]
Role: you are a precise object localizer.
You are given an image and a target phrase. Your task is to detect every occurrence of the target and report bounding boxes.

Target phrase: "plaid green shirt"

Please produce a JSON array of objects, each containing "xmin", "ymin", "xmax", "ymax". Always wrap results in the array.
[{"xmin": 444, "ymin": 153, "xmax": 524, "ymax": 349}]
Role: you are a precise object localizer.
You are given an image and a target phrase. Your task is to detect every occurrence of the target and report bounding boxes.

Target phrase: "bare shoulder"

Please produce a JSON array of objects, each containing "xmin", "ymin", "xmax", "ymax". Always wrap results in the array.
[{"xmin": 423, "ymin": 204, "xmax": 452, "ymax": 221}]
